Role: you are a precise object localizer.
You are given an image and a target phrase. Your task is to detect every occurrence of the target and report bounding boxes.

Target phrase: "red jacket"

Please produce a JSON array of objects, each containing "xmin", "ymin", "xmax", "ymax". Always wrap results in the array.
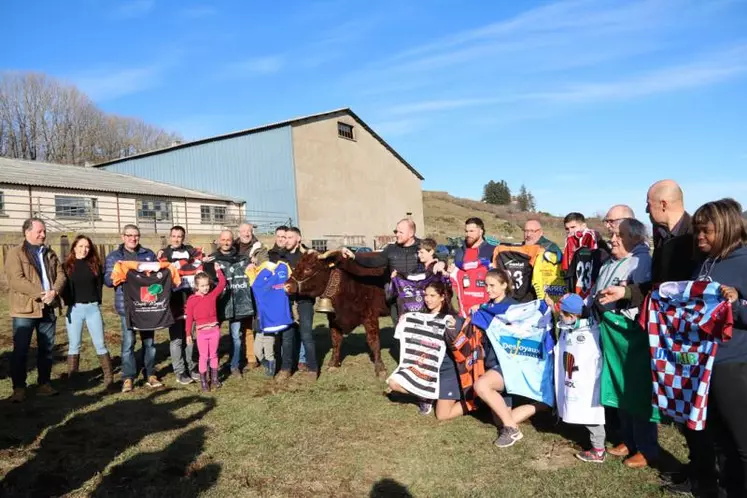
[{"xmin": 185, "ymin": 269, "xmax": 226, "ymax": 334}]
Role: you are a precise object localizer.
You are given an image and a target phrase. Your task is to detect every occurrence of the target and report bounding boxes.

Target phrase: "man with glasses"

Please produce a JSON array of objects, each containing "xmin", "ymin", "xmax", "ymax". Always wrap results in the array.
[
  {"xmin": 603, "ymin": 205, "xmax": 635, "ymax": 231},
  {"xmin": 104, "ymin": 224, "xmax": 159, "ymax": 393},
  {"xmin": 523, "ymin": 220, "xmax": 561, "ymax": 259}
]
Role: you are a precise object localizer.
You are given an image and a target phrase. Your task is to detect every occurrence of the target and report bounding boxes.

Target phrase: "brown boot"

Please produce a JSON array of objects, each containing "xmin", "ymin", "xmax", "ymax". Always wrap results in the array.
[
  {"xmin": 66, "ymin": 355, "xmax": 80, "ymax": 381},
  {"xmin": 98, "ymin": 353, "xmax": 113, "ymax": 389}
]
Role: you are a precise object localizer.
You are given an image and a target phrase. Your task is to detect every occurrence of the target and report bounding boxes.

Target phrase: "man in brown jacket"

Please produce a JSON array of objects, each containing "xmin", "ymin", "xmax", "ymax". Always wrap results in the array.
[{"xmin": 5, "ymin": 218, "xmax": 66, "ymax": 402}]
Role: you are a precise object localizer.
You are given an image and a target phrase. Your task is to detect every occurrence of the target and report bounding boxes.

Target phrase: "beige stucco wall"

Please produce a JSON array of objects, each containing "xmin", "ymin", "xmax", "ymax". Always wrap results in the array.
[
  {"xmin": 0, "ymin": 183, "xmax": 242, "ymax": 236},
  {"xmin": 291, "ymin": 116, "xmax": 424, "ymax": 248}
]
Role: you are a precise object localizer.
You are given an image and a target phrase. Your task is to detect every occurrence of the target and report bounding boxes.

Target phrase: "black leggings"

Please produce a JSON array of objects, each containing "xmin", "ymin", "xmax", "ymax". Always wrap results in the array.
[{"xmin": 710, "ymin": 362, "xmax": 747, "ymax": 498}]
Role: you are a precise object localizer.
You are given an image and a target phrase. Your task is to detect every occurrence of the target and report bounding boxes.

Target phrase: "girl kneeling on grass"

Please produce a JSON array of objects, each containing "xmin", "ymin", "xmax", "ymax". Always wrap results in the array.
[
  {"xmin": 472, "ymin": 269, "xmax": 532, "ymax": 448},
  {"xmin": 387, "ymin": 280, "xmax": 465, "ymax": 419},
  {"xmin": 185, "ymin": 263, "xmax": 226, "ymax": 392}
]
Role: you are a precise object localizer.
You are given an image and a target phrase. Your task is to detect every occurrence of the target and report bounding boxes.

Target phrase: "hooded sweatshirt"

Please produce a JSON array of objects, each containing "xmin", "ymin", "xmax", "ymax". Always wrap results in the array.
[
  {"xmin": 593, "ymin": 242, "xmax": 652, "ymax": 320},
  {"xmin": 693, "ymin": 245, "xmax": 747, "ymax": 364}
]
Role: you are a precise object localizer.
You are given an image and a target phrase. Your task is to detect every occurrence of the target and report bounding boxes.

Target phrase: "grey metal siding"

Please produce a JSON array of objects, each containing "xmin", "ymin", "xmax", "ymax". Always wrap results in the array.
[{"xmin": 100, "ymin": 126, "xmax": 298, "ymax": 227}]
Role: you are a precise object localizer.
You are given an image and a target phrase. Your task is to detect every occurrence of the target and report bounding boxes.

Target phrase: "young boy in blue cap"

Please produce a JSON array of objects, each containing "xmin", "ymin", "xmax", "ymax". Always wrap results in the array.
[{"xmin": 557, "ymin": 293, "xmax": 607, "ymax": 463}]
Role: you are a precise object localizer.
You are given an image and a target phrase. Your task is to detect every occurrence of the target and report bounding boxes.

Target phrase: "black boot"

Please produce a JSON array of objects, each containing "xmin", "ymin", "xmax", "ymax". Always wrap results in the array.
[
  {"xmin": 200, "ymin": 372, "xmax": 209, "ymax": 392},
  {"xmin": 210, "ymin": 368, "xmax": 221, "ymax": 390}
]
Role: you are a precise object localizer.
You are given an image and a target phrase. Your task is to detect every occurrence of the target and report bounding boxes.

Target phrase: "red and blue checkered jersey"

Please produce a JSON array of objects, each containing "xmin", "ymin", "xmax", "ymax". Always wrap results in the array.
[{"xmin": 642, "ymin": 280, "xmax": 734, "ymax": 430}]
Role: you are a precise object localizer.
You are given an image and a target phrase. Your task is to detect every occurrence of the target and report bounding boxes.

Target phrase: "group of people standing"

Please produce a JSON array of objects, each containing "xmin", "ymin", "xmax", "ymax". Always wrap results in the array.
[
  {"xmin": 5, "ymin": 221, "xmax": 318, "ymax": 400},
  {"xmin": 375, "ymin": 180, "xmax": 747, "ymax": 498}
]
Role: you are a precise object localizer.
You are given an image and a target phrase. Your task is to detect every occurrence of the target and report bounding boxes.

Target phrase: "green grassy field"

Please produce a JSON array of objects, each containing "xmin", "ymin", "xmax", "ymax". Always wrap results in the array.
[{"xmin": 0, "ymin": 288, "xmax": 687, "ymax": 497}]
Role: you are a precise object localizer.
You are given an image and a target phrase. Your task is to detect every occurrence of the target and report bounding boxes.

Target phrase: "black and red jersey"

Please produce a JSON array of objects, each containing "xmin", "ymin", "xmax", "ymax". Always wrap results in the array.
[
  {"xmin": 122, "ymin": 269, "xmax": 176, "ymax": 331},
  {"xmin": 566, "ymin": 247, "xmax": 603, "ymax": 304}
]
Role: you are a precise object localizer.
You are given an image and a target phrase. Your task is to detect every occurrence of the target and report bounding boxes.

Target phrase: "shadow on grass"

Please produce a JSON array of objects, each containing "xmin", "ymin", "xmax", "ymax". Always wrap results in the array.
[
  {"xmin": 0, "ymin": 366, "xmax": 110, "ymax": 452},
  {"xmin": 1, "ymin": 390, "xmax": 217, "ymax": 497},
  {"xmin": 312, "ymin": 322, "xmax": 397, "ymax": 373},
  {"xmin": 370, "ymin": 478, "xmax": 413, "ymax": 498}
]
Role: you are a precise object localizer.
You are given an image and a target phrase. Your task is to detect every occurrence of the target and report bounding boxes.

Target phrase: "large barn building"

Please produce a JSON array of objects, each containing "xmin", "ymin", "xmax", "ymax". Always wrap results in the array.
[{"xmin": 95, "ymin": 109, "xmax": 425, "ymax": 250}]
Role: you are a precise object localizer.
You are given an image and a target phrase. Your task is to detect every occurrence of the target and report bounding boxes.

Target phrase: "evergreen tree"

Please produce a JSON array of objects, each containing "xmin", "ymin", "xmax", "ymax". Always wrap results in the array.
[{"xmin": 516, "ymin": 185, "xmax": 536, "ymax": 212}]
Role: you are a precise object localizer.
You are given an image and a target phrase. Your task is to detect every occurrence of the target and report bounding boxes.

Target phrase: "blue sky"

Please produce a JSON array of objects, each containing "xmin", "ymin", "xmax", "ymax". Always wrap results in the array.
[{"xmin": 3, "ymin": 0, "xmax": 747, "ymax": 218}]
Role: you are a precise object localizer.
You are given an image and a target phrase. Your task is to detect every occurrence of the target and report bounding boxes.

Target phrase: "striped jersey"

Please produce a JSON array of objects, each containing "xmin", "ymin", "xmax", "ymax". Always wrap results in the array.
[
  {"xmin": 485, "ymin": 300, "xmax": 556, "ymax": 407},
  {"xmin": 388, "ymin": 313, "xmax": 450, "ymax": 400},
  {"xmin": 643, "ymin": 280, "xmax": 734, "ymax": 430}
]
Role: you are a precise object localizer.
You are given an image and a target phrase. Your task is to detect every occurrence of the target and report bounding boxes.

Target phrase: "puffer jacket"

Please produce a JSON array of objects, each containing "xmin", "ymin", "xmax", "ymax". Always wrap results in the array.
[
  {"xmin": 355, "ymin": 239, "xmax": 423, "ymax": 276},
  {"xmin": 104, "ymin": 244, "xmax": 157, "ymax": 316},
  {"xmin": 205, "ymin": 249, "xmax": 255, "ymax": 321},
  {"xmin": 4, "ymin": 242, "xmax": 66, "ymax": 318}
]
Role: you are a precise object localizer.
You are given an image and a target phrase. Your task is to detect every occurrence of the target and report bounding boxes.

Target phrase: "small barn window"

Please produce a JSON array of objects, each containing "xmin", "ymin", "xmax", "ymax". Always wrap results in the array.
[
  {"xmin": 137, "ymin": 198, "xmax": 172, "ymax": 222},
  {"xmin": 200, "ymin": 205, "xmax": 227, "ymax": 224},
  {"xmin": 337, "ymin": 122, "xmax": 354, "ymax": 140},
  {"xmin": 311, "ymin": 239, "xmax": 328, "ymax": 252},
  {"xmin": 55, "ymin": 196, "xmax": 98, "ymax": 219}
]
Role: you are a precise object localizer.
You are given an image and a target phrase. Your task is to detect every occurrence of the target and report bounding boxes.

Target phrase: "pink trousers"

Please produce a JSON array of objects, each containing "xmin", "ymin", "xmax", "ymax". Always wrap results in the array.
[{"xmin": 197, "ymin": 326, "xmax": 220, "ymax": 373}]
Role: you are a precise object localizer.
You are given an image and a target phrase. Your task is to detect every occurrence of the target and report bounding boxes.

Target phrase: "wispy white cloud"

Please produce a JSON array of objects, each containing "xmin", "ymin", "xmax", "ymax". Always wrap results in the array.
[
  {"xmin": 72, "ymin": 65, "xmax": 165, "ymax": 101},
  {"xmin": 111, "ymin": 0, "xmax": 154, "ymax": 19},
  {"xmin": 179, "ymin": 5, "xmax": 217, "ymax": 19},
  {"xmin": 223, "ymin": 55, "xmax": 285, "ymax": 78}
]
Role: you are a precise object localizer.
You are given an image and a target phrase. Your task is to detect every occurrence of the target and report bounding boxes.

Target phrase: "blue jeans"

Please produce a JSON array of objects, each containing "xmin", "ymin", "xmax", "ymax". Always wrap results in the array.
[
  {"xmin": 619, "ymin": 409, "xmax": 659, "ymax": 460},
  {"xmin": 120, "ymin": 316, "xmax": 155, "ymax": 381},
  {"xmin": 66, "ymin": 303, "xmax": 108, "ymax": 355},
  {"xmin": 11, "ymin": 313, "xmax": 57, "ymax": 389},
  {"xmin": 228, "ymin": 320, "xmax": 242, "ymax": 370}
]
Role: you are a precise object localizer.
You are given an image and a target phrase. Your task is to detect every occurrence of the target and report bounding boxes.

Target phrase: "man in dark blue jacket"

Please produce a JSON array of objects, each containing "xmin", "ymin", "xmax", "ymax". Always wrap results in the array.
[{"xmin": 104, "ymin": 224, "xmax": 158, "ymax": 393}]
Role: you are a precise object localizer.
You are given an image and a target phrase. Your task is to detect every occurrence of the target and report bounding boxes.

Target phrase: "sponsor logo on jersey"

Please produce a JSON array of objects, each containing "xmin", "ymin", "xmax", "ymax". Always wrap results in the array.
[
  {"xmin": 140, "ymin": 283, "xmax": 164, "ymax": 303},
  {"xmin": 563, "ymin": 351, "xmax": 579, "ymax": 379},
  {"xmin": 654, "ymin": 348, "xmax": 700, "ymax": 365},
  {"xmin": 499, "ymin": 336, "xmax": 541, "ymax": 359}
]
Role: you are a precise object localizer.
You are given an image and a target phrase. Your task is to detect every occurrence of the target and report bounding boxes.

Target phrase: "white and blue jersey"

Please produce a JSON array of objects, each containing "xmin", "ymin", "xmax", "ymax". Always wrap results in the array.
[{"xmin": 484, "ymin": 300, "xmax": 556, "ymax": 407}]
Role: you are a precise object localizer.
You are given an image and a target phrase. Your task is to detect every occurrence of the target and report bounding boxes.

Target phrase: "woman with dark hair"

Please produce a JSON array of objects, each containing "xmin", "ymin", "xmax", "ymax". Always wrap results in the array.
[
  {"xmin": 62, "ymin": 235, "xmax": 112, "ymax": 388},
  {"xmin": 386, "ymin": 279, "xmax": 463, "ymax": 418},
  {"xmin": 692, "ymin": 198, "xmax": 747, "ymax": 497}
]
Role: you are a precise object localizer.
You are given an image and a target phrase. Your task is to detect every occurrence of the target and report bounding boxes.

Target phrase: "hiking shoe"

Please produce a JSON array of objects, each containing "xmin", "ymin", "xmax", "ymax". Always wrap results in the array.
[
  {"xmin": 576, "ymin": 449, "xmax": 606, "ymax": 463},
  {"xmin": 37, "ymin": 384, "xmax": 59, "ymax": 397},
  {"xmin": 10, "ymin": 388, "xmax": 26, "ymax": 403},
  {"xmin": 417, "ymin": 400, "xmax": 433, "ymax": 416},
  {"xmin": 189, "ymin": 370, "xmax": 201, "ymax": 382},
  {"xmin": 176, "ymin": 373, "xmax": 194, "ymax": 385},
  {"xmin": 121, "ymin": 378, "xmax": 134, "ymax": 393},
  {"xmin": 494, "ymin": 426, "xmax": 523, "ymax": 448},
  {"xmin": 146, "ymin": 376, "xmax": 163, "ymax": 388}
]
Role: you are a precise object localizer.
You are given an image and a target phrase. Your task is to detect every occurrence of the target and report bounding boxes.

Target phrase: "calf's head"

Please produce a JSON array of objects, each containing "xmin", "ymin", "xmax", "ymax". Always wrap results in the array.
[{"xmin": 285, "ymin": 250, "xmax": 338, "ymax": 298}]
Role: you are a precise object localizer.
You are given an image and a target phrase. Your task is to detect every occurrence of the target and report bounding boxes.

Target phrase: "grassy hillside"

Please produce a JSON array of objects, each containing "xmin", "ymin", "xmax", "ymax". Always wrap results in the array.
[{"xmin": 422, "ymin": 191, "xmax": 602, "ymax": 247}]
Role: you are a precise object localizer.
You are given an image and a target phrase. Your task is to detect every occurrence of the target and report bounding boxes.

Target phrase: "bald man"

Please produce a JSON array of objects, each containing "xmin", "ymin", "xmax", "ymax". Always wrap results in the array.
[
  {"xmin": 603, "ymin": 205, "xmax": 635, "ymax": 231},
  {"xmin": 207, "ymin": 229, "xmax": 253, "ymax": 378},
  {"xmin": 599, "ymin": 180, "xmax": 714, "ymax": 494},
  {"xmin": 342, "ymin": 218, "xmax": 424, "ymax": 323},
  {"xmin": 523, "ymin": 220, "xmax": 562, "ymax": 259}
]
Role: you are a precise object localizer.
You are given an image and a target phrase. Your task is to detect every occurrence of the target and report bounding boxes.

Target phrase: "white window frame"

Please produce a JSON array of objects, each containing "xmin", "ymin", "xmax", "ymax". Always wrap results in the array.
[
  {"xmin": 55, "ymin": 195, "xmax": 99, "ymax": 220},
  {"xmin": 137, "ymin": 198, "xmax": 172, "ymax": 222}
]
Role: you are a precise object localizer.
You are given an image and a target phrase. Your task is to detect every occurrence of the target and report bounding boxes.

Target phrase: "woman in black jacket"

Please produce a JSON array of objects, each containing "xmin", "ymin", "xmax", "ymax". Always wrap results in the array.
[
  {"xmin": 692, "ymin": 198, "xmax": 747, "ymax": 498},
  {"xmin": 63, "ymin": 235, "xmax": 112, "ymax": 388}
]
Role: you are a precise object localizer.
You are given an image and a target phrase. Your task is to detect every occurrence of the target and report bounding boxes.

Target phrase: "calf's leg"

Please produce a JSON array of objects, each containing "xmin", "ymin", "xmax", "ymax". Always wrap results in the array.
[
  {"xmin": 364, "ymin": 318, "xmax": 386, "ymax": 377},
  {"xmin": 327, "ymin": 327, "xmax": 343, "ymax": 372}
]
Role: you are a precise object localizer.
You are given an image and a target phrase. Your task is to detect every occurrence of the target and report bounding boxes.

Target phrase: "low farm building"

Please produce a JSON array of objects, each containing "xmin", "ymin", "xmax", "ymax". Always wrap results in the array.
[{"xmin": 0, "ymin": 157, "xmax": 245, "ymax": 237}]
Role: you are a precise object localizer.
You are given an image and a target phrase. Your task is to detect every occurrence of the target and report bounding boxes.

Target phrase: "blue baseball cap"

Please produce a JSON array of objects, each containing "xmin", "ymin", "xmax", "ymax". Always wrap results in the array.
[{"xmin": 560, "ymin": 294, "xmax": 584, "ymax": 315}]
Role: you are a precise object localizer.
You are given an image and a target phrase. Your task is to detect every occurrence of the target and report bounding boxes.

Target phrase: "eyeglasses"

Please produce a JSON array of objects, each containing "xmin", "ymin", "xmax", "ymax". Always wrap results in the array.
[{"xmin": 603, "ymin": 218, "xmax": 625, "ymax": 225}]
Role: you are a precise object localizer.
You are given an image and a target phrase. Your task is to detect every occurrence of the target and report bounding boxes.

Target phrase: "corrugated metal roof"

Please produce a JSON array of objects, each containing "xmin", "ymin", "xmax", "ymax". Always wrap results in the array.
[
  {"xmin": 0, "ymin": 157, "xmax": 243, "ymax": 203},
  {"xmin": 93, "ymin": 108, "xmax": 425, "ymax": 180}
]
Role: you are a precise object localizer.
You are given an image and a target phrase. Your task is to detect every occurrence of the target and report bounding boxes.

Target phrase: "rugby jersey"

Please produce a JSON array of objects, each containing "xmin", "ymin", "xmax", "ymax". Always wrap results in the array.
[
  {"xmin": 388, "ymin": 312, "xmax": 450, "ymax": 400},
  {"xmin": 555, "ymin": 318, "xmax": 605, "ymax": 425},
  {"xmin": 446, "ymin": 316, "xmax": 485, "ymax": 411},
  {"xmin": 642, "ymin": 280, "xmax": 734, "ymax": 430},
  {"xmin": 562, "ymin": 229, "xmax": 598, "ymax": 272},
  {"xmin": 450, "ymin": 260, "xmax": 490, "ymax": 318},
  {"xmin": 566, "ymin": 247, "xmax": 603, "ymax": 305},
  {"xmin": 483, "ymin": 300, "xmax": 556, "ymax": 407},
  {"xmin": 532, "ymin": 249, "xmax": 566, "ymax": 303},
  {"xmin": 493, "ymin": 245, "xmax": 542, "ymax": 303},
  {"xmin": 112, "ymin": 262, "xmax": 182, "ymax": 331},
  {"xmin": 247, "ymin": 261, "xmax": 293, "ymax": 333}
]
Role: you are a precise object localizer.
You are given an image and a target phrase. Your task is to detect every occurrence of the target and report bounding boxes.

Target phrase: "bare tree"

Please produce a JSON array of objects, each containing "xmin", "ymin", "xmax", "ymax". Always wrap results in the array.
[{"xmin": 0, "ymin": 71, "xmax": 181, "ymax": 165}]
